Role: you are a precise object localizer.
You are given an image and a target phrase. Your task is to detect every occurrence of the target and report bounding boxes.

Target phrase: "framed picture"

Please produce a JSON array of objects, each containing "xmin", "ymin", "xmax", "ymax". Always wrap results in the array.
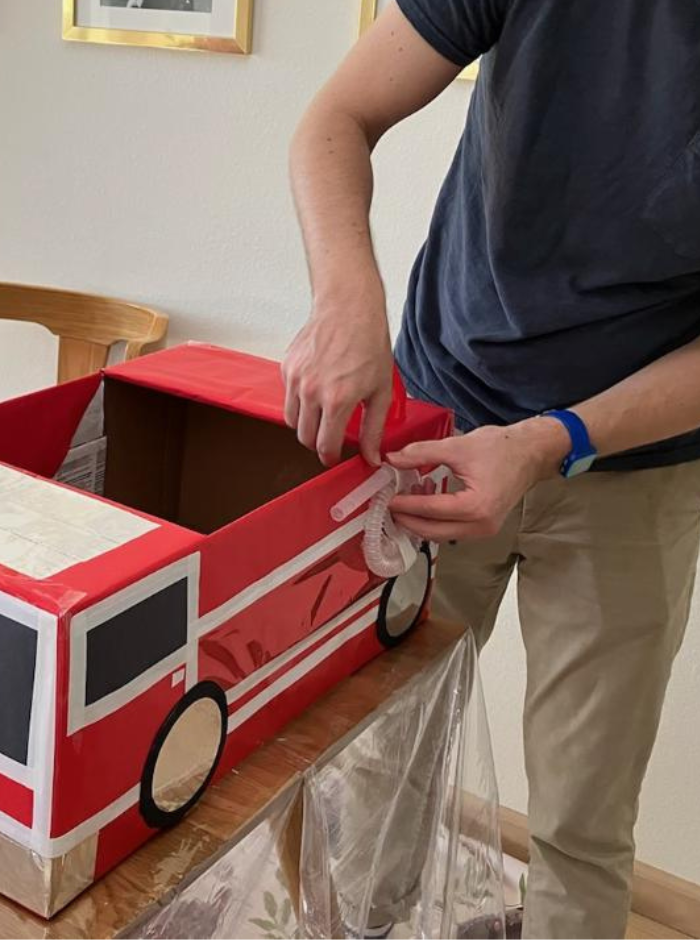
[
  {"xmin": 63, "ymin": 0, "xmax": 253, "ymax": 54},
  {"xmin": 358, "ymin": 0, "xmax": 479, "ymax": 81}
]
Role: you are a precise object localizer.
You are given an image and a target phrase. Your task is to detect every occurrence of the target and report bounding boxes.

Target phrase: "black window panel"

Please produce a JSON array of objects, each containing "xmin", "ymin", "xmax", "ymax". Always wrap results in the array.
[
  {"xmin": 85, "ymin": 579, "xmax": 188, "ymax": 706},
  {"xmin": 0, "ymin": 615, "xmax": 37, "ymax": 765}
]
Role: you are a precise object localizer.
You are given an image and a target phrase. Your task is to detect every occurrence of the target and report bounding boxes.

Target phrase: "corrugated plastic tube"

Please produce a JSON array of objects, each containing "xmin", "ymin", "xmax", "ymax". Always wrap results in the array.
[
  {"xmin": 331, "ymin": 465, "xmax": 421, "ymax": 579},
  {"xmin": 330, "ymin": 466, "xmax": 396, "ymax": 523},
  {"xmin": 362, "ymin": 479, "xmax": 412, "ymax": 578}
]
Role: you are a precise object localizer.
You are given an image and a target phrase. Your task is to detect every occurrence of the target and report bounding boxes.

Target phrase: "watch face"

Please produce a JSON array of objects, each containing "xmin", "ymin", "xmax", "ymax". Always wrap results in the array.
[{"xmin": 565, "ymin": 454, "xmax": 597, "ymax": 477}]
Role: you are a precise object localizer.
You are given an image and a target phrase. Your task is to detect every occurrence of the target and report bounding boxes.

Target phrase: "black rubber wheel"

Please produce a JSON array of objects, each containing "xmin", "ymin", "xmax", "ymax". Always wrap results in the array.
[
  {"xmin": 140, "ymin": 680, "xmax": 227, "ymax": 829},
  {"xmin": 376, "ymin": 542, "xmax": 432, "ymax": 648}
]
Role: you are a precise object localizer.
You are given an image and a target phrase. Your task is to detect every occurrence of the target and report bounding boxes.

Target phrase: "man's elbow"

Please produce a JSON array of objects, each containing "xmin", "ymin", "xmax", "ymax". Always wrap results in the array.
[{"xmin": 289, "ymin": 96, "xmax": 378, "ymax": 171}]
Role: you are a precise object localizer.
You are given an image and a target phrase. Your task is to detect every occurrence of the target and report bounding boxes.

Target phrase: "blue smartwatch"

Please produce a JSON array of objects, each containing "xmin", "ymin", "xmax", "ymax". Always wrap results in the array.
[{"xmin": 543, "ymin": 409, "xmax": 597, "ymax": 478}]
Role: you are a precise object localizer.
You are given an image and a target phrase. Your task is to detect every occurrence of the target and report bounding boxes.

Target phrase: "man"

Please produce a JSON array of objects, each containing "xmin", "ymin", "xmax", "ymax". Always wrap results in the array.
[{"xmin": 282, "ymin": 1, "xmax": 700, "ymax": 937}]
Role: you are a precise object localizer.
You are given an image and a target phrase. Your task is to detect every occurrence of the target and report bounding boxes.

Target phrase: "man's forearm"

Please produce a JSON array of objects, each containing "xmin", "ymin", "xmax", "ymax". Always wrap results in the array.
[
  {"xmin": 575, "ymin": 336, "xmax": 700, "ymax": 456},
  {"xmin": 287, "ymin": 0, "xmax": 458, "ymax": 305},
  {"xmin": 284, "ymin": 97, "xmax": 394, "ymax": 466},
  {"xmin": 532, "ymin": 336, "xmax": 700, "ymax": 474},
  {"xmin": 290, "ymin": 102, "xmax": 382, "ymax": 303},
  {"xmin": 388, "ymin": 335, "xmax": 700, "ymax": 543},
  {"xmin": 283, "ymin": 4, "xmax": 459, "ymax": 463}
]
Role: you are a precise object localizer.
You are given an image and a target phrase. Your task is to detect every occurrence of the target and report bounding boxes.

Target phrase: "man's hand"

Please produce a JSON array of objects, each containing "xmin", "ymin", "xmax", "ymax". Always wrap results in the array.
[
  {"xmin": 284, "ymin": 3, "xmax": 460, "ymax": 468},
  {"xmin": 387, "ymin": 419, "xmax": 570, "ymax": 542},
  {"xmin": 282, "ymin": 276, "xmax": 394, "ymax": 467}
]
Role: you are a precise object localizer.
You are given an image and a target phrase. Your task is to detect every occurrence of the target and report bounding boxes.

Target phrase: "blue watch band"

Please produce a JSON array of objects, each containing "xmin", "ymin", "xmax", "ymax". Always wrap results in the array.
[{"xmin": 542, "ymin": 409, "xmax": 597, "ymax": 478}]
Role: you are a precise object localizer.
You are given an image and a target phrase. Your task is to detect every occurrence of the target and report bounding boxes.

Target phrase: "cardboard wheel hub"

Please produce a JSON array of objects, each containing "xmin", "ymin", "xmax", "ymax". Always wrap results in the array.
[
  {"xmin": 376, "ymin": 543, "xmax": 433, "ymax": 648},
  {"xmin": 140, "ymin": 681, "xmax": 227, "ymax": 829}
]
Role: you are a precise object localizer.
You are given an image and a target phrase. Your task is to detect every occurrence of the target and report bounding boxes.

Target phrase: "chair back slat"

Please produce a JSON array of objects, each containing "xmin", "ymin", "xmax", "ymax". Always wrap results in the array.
[{"xmin": 0, "ymin": 282, "xmax": 169, "ymax": 383}]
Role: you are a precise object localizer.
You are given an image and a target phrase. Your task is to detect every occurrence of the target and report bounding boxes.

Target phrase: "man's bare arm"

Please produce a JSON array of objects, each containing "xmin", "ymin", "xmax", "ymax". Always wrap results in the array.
[
  {"xmin": 389, "ymin": 336, "xmax": 700, "ymax": 542},
  {"xmin": 574, "ymin": 337, "xmax": 700, "ymax": 457},
  {"xmin": 283, "ymin": 2, "xmax": 460, "ymax": 466}
]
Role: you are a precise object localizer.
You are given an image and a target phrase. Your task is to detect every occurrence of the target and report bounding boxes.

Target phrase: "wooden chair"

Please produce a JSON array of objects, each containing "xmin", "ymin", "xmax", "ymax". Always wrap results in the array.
[{"xmin": 0, "ymin": 282, "xmax": 169, "ymax": 383}]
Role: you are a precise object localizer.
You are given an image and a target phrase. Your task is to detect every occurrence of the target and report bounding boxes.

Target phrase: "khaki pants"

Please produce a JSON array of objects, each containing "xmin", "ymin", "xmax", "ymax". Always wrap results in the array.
[{"xmin": 433, "ymin": 462, "xmax": 700, "ymax": 938}]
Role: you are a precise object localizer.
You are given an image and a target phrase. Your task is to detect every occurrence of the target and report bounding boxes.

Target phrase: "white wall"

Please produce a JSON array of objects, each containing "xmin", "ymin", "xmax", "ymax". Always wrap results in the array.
[{"xmin": 1, "ymin": 0, "xmax": 698, "ymax": 885}]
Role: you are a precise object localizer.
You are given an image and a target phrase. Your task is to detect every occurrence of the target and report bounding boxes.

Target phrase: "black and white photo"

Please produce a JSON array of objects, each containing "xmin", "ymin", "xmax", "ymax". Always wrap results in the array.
[
  {"xmin": 65, "ymin": 0, "xmax": 250, "ymax": 53},
  {"xmin": 101, "ymin": 1, "xmax": 214, "ymax": 11}
]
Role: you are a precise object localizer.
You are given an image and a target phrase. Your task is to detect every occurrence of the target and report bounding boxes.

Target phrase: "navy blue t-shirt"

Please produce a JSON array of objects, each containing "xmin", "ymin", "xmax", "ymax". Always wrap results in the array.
[{"xmin": 394, "ymin": 0, "xmax": 700, "ymax": 470}]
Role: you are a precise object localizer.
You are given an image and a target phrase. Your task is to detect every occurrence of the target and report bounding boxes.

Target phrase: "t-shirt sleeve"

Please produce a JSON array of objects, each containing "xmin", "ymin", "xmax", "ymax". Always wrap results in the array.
[{"xmin": 396, "ymin": 0, "xmax": 510, "ymax": 67}]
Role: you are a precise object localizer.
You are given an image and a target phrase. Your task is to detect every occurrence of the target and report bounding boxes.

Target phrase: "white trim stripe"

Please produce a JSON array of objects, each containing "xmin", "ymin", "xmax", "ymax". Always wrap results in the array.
[
  {"xmin": 0, "ymin": 753, "xmax": 31, "ymax": 788},
  {"xmin": 0, "ymin": 593, "xmax": 57, "ymax": 794},
  {"xmin": 185, "ymin": 553, "xmax": 201, "ymax": 692},
  {"xmin": 37, "ymin": 786, "xmax": 140, "ymax": 860},
  {"xmin": 225, "ymin": 587, "xmax": 383, "ymax": 707},
  {"xmin": 0, "ymin": 807, "xmax": 33, "ymax": 850},
  {"xmin": 228, "ymin": 607, "xmax": 376, "ymax": 733},
  {"xmin": 31, "ymin": 612, "xmax": 58, "ymax": 843},
  {"xmin": 68, "ymin": 556, "xmax": 199, "ymax": 735},
  {"xmin": 196, "ymin": 512, "xmax": 367, "ymax": 638}
]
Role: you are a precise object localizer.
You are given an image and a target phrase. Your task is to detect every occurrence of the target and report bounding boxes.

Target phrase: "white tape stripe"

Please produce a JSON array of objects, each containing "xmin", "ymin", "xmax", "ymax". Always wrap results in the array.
[
  {"xmin": 197, "ymin": 513, "xmax": 367, "ymax": 637},
  {"xmin": 68, "ymin": 556, "xmax": 199, "ymax": 736},
  {"xmin": 0, "ymin": 781, "xmax": 141, "ymax": 859},
  {"xmin": 0, "ymin": 808, "xmax": 32, "ymax": 849},
  {"xmin": 0, "ymin": 595, "xmax": 56, "ymax": 798},
  {"xmin": 185, "ymin": 554, "xmax": 201, "ymax": 692},
  {"xmin": 0, "ymin": 753, "xmax": 32, "ymax": 788},
  {"xmin": 70, "ymin": 648, "xmax": 189, "ymax": 738},
  {"xmin": 228, "ymin": 608, "xmax": 377, "ymax": 734},
  {"xmin": 31, "ymin": 613, "xmax": 58, "ymax": 841},
  {"xmin": 225, "ymin": 587, "xmax": 383, "ymax": 706},
  {"xmin": 34, "ymin": 785, "xmax": 140, "ymax": 860}
]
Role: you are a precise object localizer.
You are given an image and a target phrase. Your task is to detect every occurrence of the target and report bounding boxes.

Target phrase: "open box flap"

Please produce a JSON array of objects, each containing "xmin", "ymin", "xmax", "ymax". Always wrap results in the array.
[
  {"xmin": 104, "ymin": 343, "xmax": 453, "ymax": 450},
  {"xmin": 105, "ymin": 344, "xmax": 291, "ymax": 428},
  {"xmin": 0, "ymin": 374, "xmax": 102, "ymax": 480}
]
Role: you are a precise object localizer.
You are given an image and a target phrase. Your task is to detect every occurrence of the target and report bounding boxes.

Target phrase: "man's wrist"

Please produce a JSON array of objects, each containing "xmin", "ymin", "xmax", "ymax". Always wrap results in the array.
[
  {"xmin": 312, "ymin": 261, "xmax": 384, "ymax": 308},
  {"xmin": 512, "ymin": 416, "xmax": 573, "ymax": 482},
  {"xmin": 311, "ymin": 277, "xmax": 389, "ymax": 336}
]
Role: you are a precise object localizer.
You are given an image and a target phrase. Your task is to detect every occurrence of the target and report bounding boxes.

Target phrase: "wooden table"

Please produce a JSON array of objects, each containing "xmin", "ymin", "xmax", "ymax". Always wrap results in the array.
[{"xmin": 0, "ymin": 619, "xmax": 465, "ymax": 940}]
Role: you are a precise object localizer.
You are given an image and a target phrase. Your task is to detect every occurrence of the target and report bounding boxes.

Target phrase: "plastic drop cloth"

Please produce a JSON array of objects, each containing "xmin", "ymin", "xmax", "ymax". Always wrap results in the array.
[{"xmin": 130, "ymin": 632, "xmax": 504, "ymax": 940}]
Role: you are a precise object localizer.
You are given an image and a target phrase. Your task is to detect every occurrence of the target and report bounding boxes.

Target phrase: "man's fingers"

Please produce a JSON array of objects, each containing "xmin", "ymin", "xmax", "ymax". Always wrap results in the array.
[
  {"xmin": 281, "ymin": 356, "xmax": 300, "ymax": 428},
  {"xmin": 387, "ymin": 438, "xmax": 453, "ymax": 470},
  {"xmin": 284, "ymin": 386, "xmax": 300, "ymax": 429},
  {"xmin": 317, "ymin": 402, "xmax": 355, "ymax": 467},
  {"xmin": 391, "ymin": 513, "xmax": 482, "ymax": 543},
  {"xmin": 390, "ymin": 491, "xmax": 479, "ymax": 521},
  {"xmin": 297, "ymin": 400, "xmax": 322, "ymax": 452},
  {"xmin": 360, "ymin": 391, "xmax": 392, "ymax": 467}
]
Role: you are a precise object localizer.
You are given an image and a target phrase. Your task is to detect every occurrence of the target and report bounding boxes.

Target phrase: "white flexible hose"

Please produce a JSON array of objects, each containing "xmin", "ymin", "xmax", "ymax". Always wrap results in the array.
[
  {"xmin": 362, "ymin": 470, "xmax": 421, "ymax": 579},
  {"xmin": 330, "ymin": 464, "xmax": 423, "ymax": 579}
]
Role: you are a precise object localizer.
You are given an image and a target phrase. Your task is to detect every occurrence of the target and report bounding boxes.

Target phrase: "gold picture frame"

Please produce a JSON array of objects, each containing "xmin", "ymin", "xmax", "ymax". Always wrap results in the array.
[
  {"xmin": 62, "ymin": 0, "xmax": 253, "ymax": 55},
  {"xmin": 359, "ymin": 0, "xmax": 478, "ymax": 81}
]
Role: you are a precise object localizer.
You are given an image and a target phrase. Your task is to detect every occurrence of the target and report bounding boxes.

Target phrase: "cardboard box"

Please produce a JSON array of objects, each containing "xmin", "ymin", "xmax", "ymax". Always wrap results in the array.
[{"xmin": 0, "ymin": 344, "xmax": 452, "ymax": 917}]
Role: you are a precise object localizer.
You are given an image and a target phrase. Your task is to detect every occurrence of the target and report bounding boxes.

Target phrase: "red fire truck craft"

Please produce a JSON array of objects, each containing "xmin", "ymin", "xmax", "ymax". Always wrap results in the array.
[{"xmin": 0, "ymin": 343, "xmax": 452, "ymax": 916}]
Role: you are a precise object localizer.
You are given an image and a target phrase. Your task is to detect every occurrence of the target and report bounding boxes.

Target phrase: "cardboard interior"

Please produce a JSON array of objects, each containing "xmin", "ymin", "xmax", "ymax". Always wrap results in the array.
[{"xmin": 101, "ymin": 378, "xmax": 333, "ymax": 534}]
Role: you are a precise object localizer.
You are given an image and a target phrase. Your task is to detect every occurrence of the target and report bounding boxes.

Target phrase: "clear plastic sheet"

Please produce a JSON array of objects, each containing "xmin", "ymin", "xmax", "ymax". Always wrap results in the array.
[
  {"xmin": 128, "ymin": 785, "xmax": 303, "ymax": 940},
  {"xmin": 300, "ymin": 633, "xmax": 504, "ymax": 940},
  {"xmin": 131, "ymin": 633, "xmax": 504, "ymax": 940}
]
